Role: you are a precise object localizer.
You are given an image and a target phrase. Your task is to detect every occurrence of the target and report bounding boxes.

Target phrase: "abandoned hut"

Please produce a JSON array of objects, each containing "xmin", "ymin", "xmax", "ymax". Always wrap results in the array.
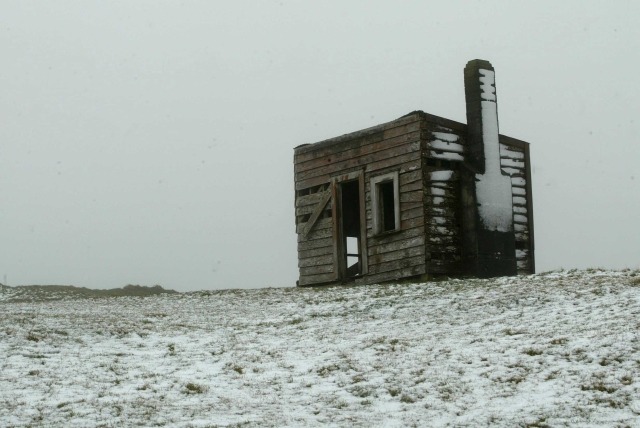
[{"xmin": 294, "ymin": 59, "xmax": 534, "ymax": 286}]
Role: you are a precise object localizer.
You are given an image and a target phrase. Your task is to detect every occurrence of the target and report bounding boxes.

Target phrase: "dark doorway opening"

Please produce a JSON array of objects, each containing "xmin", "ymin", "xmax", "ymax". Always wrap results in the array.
[{"xmin": 339, "ymin": 179, "xmax": 362, "ymax": 279}]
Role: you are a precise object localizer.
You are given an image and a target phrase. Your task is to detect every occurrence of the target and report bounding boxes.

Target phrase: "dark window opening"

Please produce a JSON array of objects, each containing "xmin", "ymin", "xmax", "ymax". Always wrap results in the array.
[
  {"xmin": 379, "ymin": 180, "xmax": 396, "ymax": 232},
  {"xmin": 371, "ymin": 172, "xmax": 399, "ymax": 235}
]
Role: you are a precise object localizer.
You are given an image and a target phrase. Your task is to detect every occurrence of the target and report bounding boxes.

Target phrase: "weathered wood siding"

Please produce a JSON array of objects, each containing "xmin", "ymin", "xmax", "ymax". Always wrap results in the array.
[
  {"xmin": 499, "ymin": 137, "xmax": 535, "ymax": 274},
  {"xmin": 294, "ymin": 111, "xmax": 534, "ymax": 286},
  {"xmin": 422, "ymin": 118, "xmax": 467, "ymax": 275},
  {"xmin": 421, "ymin": 114, "xmax": 535, "ymax": 277},
  {"xmin": 294, "ymin": 113, "xmax": 426, "ymax": 286},
  {"xmin": 295, "ymin": 183, "xmax": 334, "ymax": 286},
  {"xmin": 363, "ymin": 166, "xmax": 426, "ymax": 285}
]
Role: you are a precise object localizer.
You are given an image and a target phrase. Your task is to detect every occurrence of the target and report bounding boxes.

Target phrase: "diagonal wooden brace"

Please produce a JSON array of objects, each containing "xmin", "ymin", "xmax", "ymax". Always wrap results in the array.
[{"xmin": 300, "ymin": 191, "xmax": 332, "ymax": 238}]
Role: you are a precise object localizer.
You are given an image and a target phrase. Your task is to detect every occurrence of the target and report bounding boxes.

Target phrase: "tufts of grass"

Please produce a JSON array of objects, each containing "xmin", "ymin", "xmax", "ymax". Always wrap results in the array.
[
  {"xmin": 504, "ymin": 375, "xmax": 526, "ymax": 385},
  {"xmin": 332, "ymin": 399, "xmax": 349, "ymax": 409},
  {"xmin": 351, "ymin": 374, "xmax": 365, "ymax": 384},
  {"xmin": 523, "ymin": 348, "xmax": 544, "ymax": 356},
  {"xmin": 550, "ymin": 337, "xmax": 568, "ymax": 345},
  {"xmin": 400, "ymin": 394, "xmax": 416, "ymax": 403},
  {"xmin": 620, "ymin": 374, "xmax": 633, "ymax": 385},
  {"xmin": 350, "ymin": 385, "xmax": 374, "ymax": 398},
  {"xmin": 316, "ymin": 363, "xmax": 340, "ymax": 377},
  {"xmin": 524, "ymin": 417, "xmax": 551, "ymax": 428},
  {"xmin": 387, "ymin": 386, "xmax": 401, "ymax": 397},
  {"xmin": 26, "ymin": 332, "xmax": 40, "ymax": 342},
  {"xmin": 226, "ymin": 363, "xmax": 244, "ymax": 375},
  {"xmin": 289, "ymin": 317, "xmax": 304, "ymax": 325},
  {"xmin": 184, "ymin": 383, "xmax": 205, "ymax": 394},
  {"xmin": 581, "ymin": 382, "xmax": 617, "ymax": 394},
  {"xmin": 545, "ymin": 370, "xmax": 560, "ymax": 381}
]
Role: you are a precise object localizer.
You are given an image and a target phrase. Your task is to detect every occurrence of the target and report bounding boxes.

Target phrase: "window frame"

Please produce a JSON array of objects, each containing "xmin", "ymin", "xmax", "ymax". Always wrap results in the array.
[{"xmin": 371, "ymin": 171, "xmax": 400, "ymax": 236}]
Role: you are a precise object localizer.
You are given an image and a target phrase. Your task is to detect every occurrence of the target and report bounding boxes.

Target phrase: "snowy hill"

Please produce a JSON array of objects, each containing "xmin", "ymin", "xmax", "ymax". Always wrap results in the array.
[{"xmin": 1, "ymin": 270, "xmax": 639, "ymax": 427}]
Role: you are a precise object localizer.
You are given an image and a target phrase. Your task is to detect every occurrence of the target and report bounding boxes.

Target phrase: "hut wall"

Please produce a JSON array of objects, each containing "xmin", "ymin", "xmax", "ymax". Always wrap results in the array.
[
  {"xmin": 294, "ymin": 113, "xmax": 426, "ymax": 286},
  {"xmin": 499, "ymin": 137, "xmax": 535, "ymax": 274},
  {"xmin": 421, "ymin": 115, "xmax": 535, "ymax": 277},
  {"xmin": 421, "ymin": 116, "xmax": 467, "ymax": 275}
]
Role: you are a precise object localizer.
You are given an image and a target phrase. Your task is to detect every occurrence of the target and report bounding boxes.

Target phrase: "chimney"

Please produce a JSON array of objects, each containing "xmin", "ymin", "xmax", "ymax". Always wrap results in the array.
[{"xmin": 462, "ymin": 59, "xmax": 517, "ymax": 277}]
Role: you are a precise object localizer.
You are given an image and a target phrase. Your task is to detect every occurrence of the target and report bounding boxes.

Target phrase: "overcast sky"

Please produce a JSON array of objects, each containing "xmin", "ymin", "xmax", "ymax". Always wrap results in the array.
[{"xmin": 2, "ymin": 1, "xmax": 639, "ymax": 291}]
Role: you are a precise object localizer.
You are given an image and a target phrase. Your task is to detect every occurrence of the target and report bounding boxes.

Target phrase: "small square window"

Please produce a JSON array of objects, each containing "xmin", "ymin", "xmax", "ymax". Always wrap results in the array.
[{"xmin": 371, "ymin": 172, "xmax": 400, "ymax": 235}]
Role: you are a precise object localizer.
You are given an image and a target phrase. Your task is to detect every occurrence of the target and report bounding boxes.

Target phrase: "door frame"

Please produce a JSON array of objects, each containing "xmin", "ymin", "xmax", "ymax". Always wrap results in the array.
[{"xmin": 331, "ymin": 170, "xmax": 368, "ymax": 281}]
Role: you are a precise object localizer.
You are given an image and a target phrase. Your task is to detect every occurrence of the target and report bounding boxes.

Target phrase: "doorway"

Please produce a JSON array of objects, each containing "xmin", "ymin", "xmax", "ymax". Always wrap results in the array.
[{"xmin": 333, "ymin": 172, "xmax": 367, "ymax": 281}]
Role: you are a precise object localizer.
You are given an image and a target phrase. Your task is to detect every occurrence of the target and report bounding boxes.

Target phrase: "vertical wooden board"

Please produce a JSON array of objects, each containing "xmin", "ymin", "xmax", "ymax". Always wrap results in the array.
[
  {"xmin": 355, "ymin": 264, "xmax": 425, "ymax": 285},
  {"xmin": 424, "ymin": 165, "xmax": 462, "ymax": 272},
  {"xmin": 298, "ymin": 272, "xmax": 338, "ymax": 286}
]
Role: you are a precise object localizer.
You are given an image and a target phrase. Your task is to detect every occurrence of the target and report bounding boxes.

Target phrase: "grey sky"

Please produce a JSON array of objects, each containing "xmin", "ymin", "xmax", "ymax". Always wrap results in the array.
[{"xmin": 2, "ymin": 1, "xmax": 639, "ymax": 291}]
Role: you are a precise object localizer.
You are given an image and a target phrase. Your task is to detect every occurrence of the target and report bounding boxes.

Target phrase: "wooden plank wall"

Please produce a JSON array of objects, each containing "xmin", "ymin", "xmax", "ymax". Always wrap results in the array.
[
  {"xmin": 361, "ymin": 165, "xmax": 426, "ymax": 285},
  {"xmin": 423, "ymin": 120, "xmax": 534, "ymax": 276},
  {"xmin": 295, "ymin": 183, "xmax": 334, "ymax": 286},
  {"xmin": 499, "ymin": 140, "xmax": 534, "ymax": 274},
  {"xmin": 294, "ymin": 113, "xmax": 426, "ymax": 286},
  {"xmin": 423, "ymin": 123, "xmax": 466, "ymax": 275}
]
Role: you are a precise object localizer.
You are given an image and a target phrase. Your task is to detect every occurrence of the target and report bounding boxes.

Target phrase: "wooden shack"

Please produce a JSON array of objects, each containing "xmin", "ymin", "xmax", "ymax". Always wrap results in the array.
[{"xmin": 294, "ymin": 59, "xmax": 534, "ymax": 286}]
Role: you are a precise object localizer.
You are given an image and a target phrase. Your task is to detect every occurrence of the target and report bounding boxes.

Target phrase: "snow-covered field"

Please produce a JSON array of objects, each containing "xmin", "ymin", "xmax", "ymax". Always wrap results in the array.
[{"xmin": 1, "ymin": 270, "xmax": 640, "ymax": 427}]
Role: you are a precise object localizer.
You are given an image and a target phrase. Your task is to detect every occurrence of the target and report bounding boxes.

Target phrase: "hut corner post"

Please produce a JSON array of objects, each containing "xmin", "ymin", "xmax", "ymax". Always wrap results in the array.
[{"xmin": 462, "ymin": 59, "xmax": 517, "ymax": 277}]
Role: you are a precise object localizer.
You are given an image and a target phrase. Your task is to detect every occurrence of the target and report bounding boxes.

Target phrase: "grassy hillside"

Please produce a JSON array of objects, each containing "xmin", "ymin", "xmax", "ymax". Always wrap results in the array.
[{"xmin": 1, "ymin": 269, "xmax": 639, "ymax": 426}]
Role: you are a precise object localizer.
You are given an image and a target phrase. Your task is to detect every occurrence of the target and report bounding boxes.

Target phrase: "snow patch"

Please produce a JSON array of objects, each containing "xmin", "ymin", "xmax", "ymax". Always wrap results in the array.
[
  {"xmin": 431, "ymin": 132, "xmax": 459, "ymax": 143},
  {"xmin": 429, "ymin": 170, "xmax": 454, "ymax": 181},
  {"xmin": 475, "ymin": 68, "xmax": 513, "ymax": 233},
  {"xmin": 1, "ymin": 270, "xmax": 639, "ymax": 426}
]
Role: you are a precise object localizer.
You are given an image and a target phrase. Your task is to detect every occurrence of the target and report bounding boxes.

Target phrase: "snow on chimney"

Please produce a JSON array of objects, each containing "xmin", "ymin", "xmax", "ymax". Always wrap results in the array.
[{"xmin": 464, "ymin": 59, "xmax": 513, "ymax": 233}]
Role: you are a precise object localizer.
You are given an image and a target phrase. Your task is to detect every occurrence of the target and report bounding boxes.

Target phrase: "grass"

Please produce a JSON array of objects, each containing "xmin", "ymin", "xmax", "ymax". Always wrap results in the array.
[
  {"xmin": 1, "ymin": 283, "xmax": 178, "ymax": 303},
  {"xmin": 1, "ymin": 269, "xmax": 639, "ymax": 426},
  {"xmin": 184, "ymin": 383, "xmax": 205, "ymax": 394}
]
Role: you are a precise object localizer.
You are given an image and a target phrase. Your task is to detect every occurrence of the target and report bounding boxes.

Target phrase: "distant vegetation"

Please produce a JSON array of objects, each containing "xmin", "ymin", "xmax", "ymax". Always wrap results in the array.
[{"xmin": 0, "ymin": 283, "xmax": 178, "ymax": 302}]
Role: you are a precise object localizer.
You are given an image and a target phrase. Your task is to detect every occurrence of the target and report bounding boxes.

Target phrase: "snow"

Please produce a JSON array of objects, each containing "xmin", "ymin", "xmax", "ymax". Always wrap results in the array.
[
  {"xmin": 430, "ymin": 132, "xmax": 464, "ymax": 161},
  {"xmin": 501, "ymin": 167, "xmax": 522, "ymax": 176},
  {"xmin": 431, "ymin": 132, "xmax": 460, "ymax": 143},
  {"xmin": 479, "ymin": 70, "xmax": 496, "ymax": 102},
  {"xmin": 513, "ymin": 196, "xmax": 527, "ymax": 206},
  {"xmin": 430, "ymin": 150, "xmax": 464, "ymax": 162},
  {"xmin": 474, "ymin": 68, "xmax": 514, "ymax": 233},
  {"xmin": 511, "ymin": 177, "xmax": 527, "ymax": 187},
  {"xmin": 514, "ymin": 214, "xmax": 528, "ymax": 223},
  {"xmin": 430, "ymin": 140, "xmax": 464, "ymax": 153},
  {"xmin": 429, "ymin": 170, "xmax": 454, "ymax": 182},
  {"xmin": 2, "ymin": 270, "xmax": 640, "ymax": 427},
  {"xmin": 499, "ymin": 144, "xmax": 525, "ymax": 160},
  {"xmin": 513, "ymin": 206, "xmax": 528, "ymax": 215},
  {"xmin": 513, "ymin": 187, "xmax": 527, "ymax": 196}
]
